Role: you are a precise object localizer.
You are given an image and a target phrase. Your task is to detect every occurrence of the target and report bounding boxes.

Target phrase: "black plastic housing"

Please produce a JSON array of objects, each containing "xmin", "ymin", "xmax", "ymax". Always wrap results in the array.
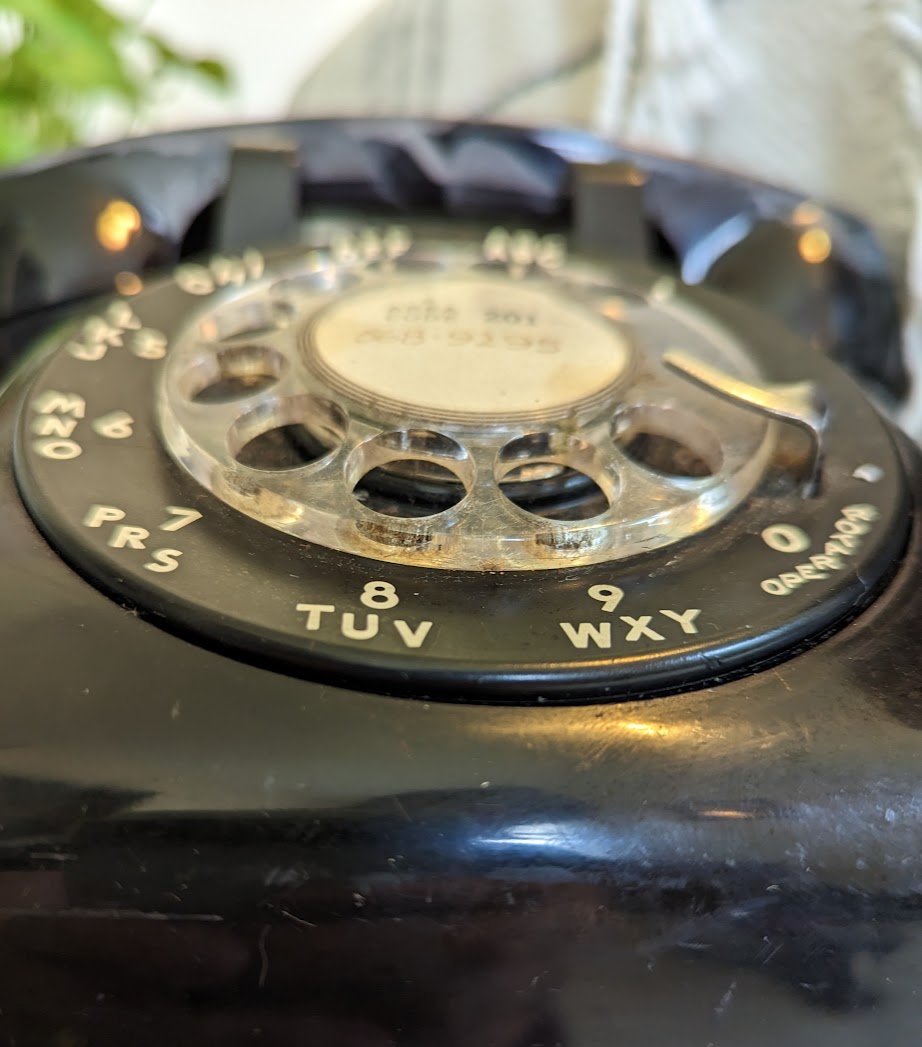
[{"xmin": 0, "ymin": 120, "xmax": 920, "ymax": 1046}]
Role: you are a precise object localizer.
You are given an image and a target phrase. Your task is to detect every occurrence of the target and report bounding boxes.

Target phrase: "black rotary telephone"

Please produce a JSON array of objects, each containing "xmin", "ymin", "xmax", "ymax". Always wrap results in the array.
[{"xmin": 0, "ymin": 119, "xmax": 920, "ymax": 1046}]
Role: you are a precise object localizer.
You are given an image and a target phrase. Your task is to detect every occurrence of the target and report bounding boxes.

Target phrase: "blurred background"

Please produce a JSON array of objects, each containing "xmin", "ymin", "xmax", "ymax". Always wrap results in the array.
[
  {"xmin": 0, "ymin": 0, "xmax": 378, "ymax": 163},
  {"xmin": 3, "ymin": 0, "xmax": 919, "ymax": 278},
  {"xmin": 2, "ymin": 0, "xmax": 920, "ymax": 416},
  {"xmin": 96, "ymin": 0, "xmax": 381, "ymax": 139},
  {"xmin": 5, "ymin": 2, "xmax": 917, "ymax": 276}
]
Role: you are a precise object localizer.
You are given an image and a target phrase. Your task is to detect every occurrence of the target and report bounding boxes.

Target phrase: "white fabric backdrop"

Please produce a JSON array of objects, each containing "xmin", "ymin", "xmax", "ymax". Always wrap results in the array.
[
  {"xmin": 94, "ymin": 1, "xmax": 922, "ymax": 428},
  {"xmin": 292, "ymin": 0, "xmax": 920, "ymax": 282},
  {"xmin": 290, "ymin": 0, "xmax": 922, "ymax": 428}
]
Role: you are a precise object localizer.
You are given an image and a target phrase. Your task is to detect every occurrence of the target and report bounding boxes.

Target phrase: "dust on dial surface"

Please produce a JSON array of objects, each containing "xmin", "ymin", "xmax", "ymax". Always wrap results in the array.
[{"xmin": 13, "ymin": 218, "xmax": 907, "ymax": 701}]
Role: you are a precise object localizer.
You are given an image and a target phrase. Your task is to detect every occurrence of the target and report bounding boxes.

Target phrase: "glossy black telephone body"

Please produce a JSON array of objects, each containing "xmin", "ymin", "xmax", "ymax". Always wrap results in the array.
[{"xmin": 0, "ymin": 120, "xmax": 920, "ymax": 1046}]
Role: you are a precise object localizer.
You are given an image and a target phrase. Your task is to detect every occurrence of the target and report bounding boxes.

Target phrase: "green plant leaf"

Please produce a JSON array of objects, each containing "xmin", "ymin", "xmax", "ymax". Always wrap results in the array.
[
  {"xmin": 0, "ymin": 1, "xmax": 231, "ymax": 166},
  {"xmin": 0, "ymin": 103, "xmax": 39, "ymax": 165},
  {"xmin": 144, "ymin": 33, "xmax": 230, "ymax": 88},
  {"xmin": 190, "ymin": 57, "xmax": 231, "ymax": 88}
]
